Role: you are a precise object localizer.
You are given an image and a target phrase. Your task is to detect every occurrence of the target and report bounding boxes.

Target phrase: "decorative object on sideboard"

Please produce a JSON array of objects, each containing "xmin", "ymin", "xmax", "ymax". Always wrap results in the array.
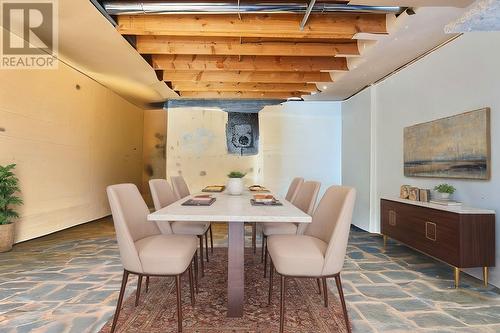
[
  {"xmin": 408, "ymin": 187, "xmax": 420, "ymax": 201},
  {"xmin": 429, "ymin": 199, "xmax": 462, "ymax": 206},
  {"xmin": 400, "ymin": 185, "xmax": 411, "ymax": 199},
  {"xmin": 419, "ymin": 189, "xmax": 431, "ymax": 202},
  {"xmin": 404, "ymin": 108, "xmax": 490, "ymax": 180},
  {"xmin": 434, "ymin": 183, "xmax": 456, "ymax": 200},
  {"xmin": 0, "ymin": 164, "xmax": 23, "ymax": 253},
  {"xmin": 227, "ymin": 171, "xmax": 246, "ymax": 196}
]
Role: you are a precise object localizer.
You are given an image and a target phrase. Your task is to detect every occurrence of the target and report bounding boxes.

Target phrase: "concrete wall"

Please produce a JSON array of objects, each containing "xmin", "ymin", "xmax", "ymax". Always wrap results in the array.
[
  {"xmin": 341, "ymin": 32, "xmax": 500, "ymax": 286},
  {"xmin": 0, "ymin": 60, "xmax": 144, "ymax": 242},
  {"xmin": 142, "ymin": 109, "xmax": 167, "ymax": 206},
  {"xmin": 166, "ymin": 101, "xmax": 342, "ymax": 198}
]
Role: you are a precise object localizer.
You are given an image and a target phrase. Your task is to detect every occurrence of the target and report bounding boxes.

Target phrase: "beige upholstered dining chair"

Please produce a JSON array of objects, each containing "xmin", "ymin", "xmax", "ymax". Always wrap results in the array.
[
  {"xmin": 261, "ymin": 180, "xmax": 321, "ymax": 277},
  {"xmin": 149, "ymin": 178, "xmax": 210, "ymax": 277},
  {"xmin": 254, "ymin": 177, "xmax": 304, "ymax": 257},
  {"xmin": 285, "ymin": 177, "xmax": 304, "ymax": 202},
  {"xmin": 171, "ymin": 175, "xmax": 191, "ymax": 199},
  {"xmin": 267, "ymin": 185, "xmax": 356, "ymax": 333},
  {"xmin": 107, "ymin": 183, "xmax": 198, "ymax": 333},
  {"xmin": 170, "ymin": 176, "xmax": 213, "ymax": 264}
]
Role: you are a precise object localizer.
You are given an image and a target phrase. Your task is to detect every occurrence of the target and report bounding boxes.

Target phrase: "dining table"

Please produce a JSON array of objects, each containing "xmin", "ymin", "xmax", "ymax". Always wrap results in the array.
[{"xmin": 147, "ymin": 189, "xmax": 312, "ymax": 317}]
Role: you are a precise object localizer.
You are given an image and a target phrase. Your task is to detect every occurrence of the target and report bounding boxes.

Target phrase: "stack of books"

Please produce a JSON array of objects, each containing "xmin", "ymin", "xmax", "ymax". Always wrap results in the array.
[
  {"xmin": 182, "ymin": 195, "xmax": 216, "ymax": 206},
  {"xmin": 429, "ymin": 199, "xmax": 462, "ymax": 206}
]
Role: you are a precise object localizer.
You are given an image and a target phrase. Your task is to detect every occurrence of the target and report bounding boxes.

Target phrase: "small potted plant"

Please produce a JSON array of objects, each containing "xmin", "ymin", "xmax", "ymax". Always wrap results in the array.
[
  {"xmin": 434, "ymin": 183, "xmax": 456, "ymax": 200},
  {"xmin": 0, "ymin": 164, "xmax": 23, "ymax": 252},
  {"xmin": 227, "ymin": 171, "xmax": 246, "ymax": 196}
]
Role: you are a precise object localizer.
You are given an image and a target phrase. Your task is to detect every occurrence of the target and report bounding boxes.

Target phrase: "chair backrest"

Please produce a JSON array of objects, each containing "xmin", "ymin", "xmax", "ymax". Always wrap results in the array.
[
  {"xmin": 293, "ymin": 181, "xmax": 321, "ymax": 234},
  {"xmin": 107, "ymin": 183, "xmax": 160, "ymax": 273},
  {"xmin": 171, "ymin": 175, "xmax": 190, "ymax": 200},
  {"xmin": 149, "ymin": 179, "xmax": 178, "ymax": 210},
  {"xmin": 148, "ymin": 179, "xmax": 176, "ymax": 234},
  {"xmin": 304, "ymin": 186, "xmax": 356, "ymax": 276},
  {"xmin": 285, "ymin": 177, "xmax": 304, "ymax": 202}
]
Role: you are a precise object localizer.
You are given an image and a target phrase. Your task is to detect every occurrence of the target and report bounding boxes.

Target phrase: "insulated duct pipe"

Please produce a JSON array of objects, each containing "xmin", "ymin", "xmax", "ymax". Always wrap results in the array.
[{"xmin": 103, "ymin": 1, "xmax": 403, "ymax": 15}]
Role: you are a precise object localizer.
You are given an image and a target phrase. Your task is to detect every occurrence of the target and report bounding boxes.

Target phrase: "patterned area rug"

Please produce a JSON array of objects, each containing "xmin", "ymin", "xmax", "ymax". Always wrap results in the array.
[{"xmin": 99, "ymin": 248, "xmax": 349, "ymax": 333}]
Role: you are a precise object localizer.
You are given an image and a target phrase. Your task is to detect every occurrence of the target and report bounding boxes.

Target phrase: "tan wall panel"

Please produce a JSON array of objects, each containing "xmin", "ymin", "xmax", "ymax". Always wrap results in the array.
[
  {"xmin": 0, "ymin": 60, "xmax": 144, "ymax": 242},
  {"xmin": 142, "ymin": 109, "xmax": 167, "ymax": 206}
]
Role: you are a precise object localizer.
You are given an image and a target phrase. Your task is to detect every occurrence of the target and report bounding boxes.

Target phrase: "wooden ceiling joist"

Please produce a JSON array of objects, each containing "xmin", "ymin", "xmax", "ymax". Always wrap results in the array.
[
  {"xmin": 179, "ymin": 91, "xmax": 303, "ymax": 99},
  {"xmin": 136, "ymin": 36, "xmax": 360, "ymax": 57},
  {"xmin": 152, "ymin": 55, "xmax": 348, "ymax": 72},
  {"xmin": 163, "ymin": 70, "xmax": 333, "ymax": 83},
  {"xmin": 117, "ymin": 13, "xmax": 387, "ymax": 39},
  {"xmin": 171, "ymin": 82, "xmax": 318, "ymax": 93}
]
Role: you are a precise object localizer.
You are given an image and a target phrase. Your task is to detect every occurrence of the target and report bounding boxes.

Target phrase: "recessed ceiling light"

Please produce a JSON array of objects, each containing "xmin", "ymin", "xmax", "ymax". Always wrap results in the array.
[{"xmin": 322, "ymin": 85, "xmax": 328, "ymax": 90}]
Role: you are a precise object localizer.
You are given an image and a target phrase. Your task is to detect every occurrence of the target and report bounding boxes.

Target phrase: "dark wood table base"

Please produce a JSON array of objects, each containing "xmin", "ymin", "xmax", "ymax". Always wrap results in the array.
[{"xmin": 227, "ymin": 222, "xmax": 245, "ymax": 317}]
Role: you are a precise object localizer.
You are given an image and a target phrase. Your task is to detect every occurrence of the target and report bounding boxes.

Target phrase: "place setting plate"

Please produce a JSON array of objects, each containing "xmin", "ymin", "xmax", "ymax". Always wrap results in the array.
[
  {"xmin": 182, "ymin": 194, "xmax": 217, "ymax": 206},
  {"xmin": 250, "ymin": 194, "xmax": 283, "ymax": 206}
]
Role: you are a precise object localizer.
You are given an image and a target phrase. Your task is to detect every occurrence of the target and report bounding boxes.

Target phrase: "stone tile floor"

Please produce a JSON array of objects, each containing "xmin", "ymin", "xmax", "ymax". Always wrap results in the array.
[{"xmin": 0, "ymin": 218, "xmax": 499, "ymax": 332}]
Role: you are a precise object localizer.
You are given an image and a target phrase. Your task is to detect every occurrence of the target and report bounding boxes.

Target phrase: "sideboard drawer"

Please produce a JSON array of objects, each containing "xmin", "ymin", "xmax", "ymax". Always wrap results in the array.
[{"xmin": 381, "ymin": 200, "xmax": 460, "ymax": 266}]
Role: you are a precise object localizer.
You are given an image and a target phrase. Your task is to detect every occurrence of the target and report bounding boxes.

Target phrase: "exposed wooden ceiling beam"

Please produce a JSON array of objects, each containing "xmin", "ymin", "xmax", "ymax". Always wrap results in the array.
[
  {"xmin": 241, "ymin": 37, "xmax": 355, "ymax": 43},
  {"xmin": 179, "ymin": 91, "xmax": 303, "ymax": 99},
  {"xmin": 171, "ymin": 82, "xmax": 318, "ymax": 93},
  {"xmin": 152, "ymin": 55, "xmax": 347, "ymax": 72},
  {"xmin": 117, "ymin": 13, "xmax": 387, "ymax": 39},
  {"xmin": 136, "ymin": 36, "xmax": 359, "ymax": 57},
  {"xmin": 163, "ymin": 70, "xmax": 333, "ymax": 83}
]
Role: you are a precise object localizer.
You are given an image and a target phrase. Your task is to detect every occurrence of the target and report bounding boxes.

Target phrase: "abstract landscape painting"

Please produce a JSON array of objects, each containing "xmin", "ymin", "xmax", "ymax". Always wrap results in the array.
[{"xmin": 404, "ymin": 108, "xmax": 490, "ymax": 180}]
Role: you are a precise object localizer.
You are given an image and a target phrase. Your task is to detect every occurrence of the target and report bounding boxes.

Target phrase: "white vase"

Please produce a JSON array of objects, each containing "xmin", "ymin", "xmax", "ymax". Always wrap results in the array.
[
  {"xmin": 227, "ymin": 178, "xmax": 244, "ymax": 195},
  {"xmin": 438, "ymin": 192, "xmax": 451, "ymax": 200}
]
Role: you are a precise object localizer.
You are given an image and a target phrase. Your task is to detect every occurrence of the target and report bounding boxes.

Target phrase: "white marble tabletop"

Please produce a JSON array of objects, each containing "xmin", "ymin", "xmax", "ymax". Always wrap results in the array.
[{"xmin": 148, "ymin": 190, "xmax": 312, "ymax": 223}]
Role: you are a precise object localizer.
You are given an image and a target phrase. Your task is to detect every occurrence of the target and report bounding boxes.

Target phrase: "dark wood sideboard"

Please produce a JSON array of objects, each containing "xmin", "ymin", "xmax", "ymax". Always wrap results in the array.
[{"xmin": 381, "ymin": 198, "xmax": 495, "ymax": 288}]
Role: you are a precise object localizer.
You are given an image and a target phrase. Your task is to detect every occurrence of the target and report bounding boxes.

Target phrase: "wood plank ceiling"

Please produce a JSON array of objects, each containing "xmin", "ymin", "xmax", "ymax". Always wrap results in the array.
[{"xmin": 114, "ymin": 6, "xmax": 389, "ymax": 99}]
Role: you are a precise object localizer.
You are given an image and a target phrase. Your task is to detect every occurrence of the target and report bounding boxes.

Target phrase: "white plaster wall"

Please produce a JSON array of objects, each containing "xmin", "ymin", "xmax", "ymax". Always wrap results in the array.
[
  {"xmin": 342, "ymin": 89, "xmax": 373, "ymax": 231},
  {"xmin": 260, "ymin": 102, "xmax": 342, "ymax": 199},
  {"xmin": 342, "ymin": 32, "xmax": 500, "ymax": 287},
  {"xmin": 166, "ymin": 101, "xmax": 342, "ymax": 200}
]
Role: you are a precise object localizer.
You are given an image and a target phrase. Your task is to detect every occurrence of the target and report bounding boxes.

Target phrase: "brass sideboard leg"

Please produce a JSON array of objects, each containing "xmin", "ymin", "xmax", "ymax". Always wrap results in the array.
[
  {"xmin": 454, "ymin": 267, "xmax": 460, "ymax": 289},
  {"xmin": 383, "ymin": 235, "xmax": 387, "ymax": 250},
  {"xmin": 483, "ymin": 267, "xmax": 489, "ymax": 287}
]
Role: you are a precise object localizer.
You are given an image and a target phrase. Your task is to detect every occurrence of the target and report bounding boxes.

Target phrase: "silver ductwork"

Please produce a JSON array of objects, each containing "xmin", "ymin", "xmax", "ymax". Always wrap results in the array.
[{"xmin": 103, "ymin": 1, "xmax": 403, "ymax": 15}]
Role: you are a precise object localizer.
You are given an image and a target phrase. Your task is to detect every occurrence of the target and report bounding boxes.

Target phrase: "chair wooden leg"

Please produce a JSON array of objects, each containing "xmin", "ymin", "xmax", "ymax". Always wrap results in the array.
[
  {"xmin": 263, "ymin": 238, "xmax": 268, "ymax": 278},
  {"xmin": 279, "ymin": 275, "xmax": 286, "ymax": 333},
  {"xmin": 188, "ymin": 265, "xmax": 195, "ymax": 306},
  {"xmin": 175, "ymin": 275, "xmax": 183, "ymax": 333},
  {"xmin": 268, "ymin": 260, "xmax": 274, "ymax": 305},
  {"xmin": 146, "ymin": 276, "xmax": 150, "ymax": 293},
  {"xmin": 334, "ymin": 274, "xmax": 351, "ymax": 333},
  {"xmin": 193, "ymin": 252, "xmax": 199, "ymax": 294},
  {"xmin": 110, "ymin": 270, "xmax": 129, "ymax": 333},
  {"xmin": 209, "ymin": 224, "xmax": 214, "ymax": 253},
  {"xmin": 204, "ymin": 232, "xmax": 209, "ymax": 262},
  {"xmin": 316, "ymin": 278, "xmax": 322, "ymax": 295},
  {"xmin": 135, "ymin": 274, "xmax": 143, "ymax": 307},
  {"xmin": 252, "ymin": 222, "xmax": 257, "ymax": 254},
  {"xmin": 261, "ymin": 233, "xmax": 266, "ymax": 263},
  {"xmin": 198, "ymin": 236, "xmax": 205, "ymax": 277},
  {"xmin": 322, "ymin": 277, "xmax": 328, "ymax": 308}
]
